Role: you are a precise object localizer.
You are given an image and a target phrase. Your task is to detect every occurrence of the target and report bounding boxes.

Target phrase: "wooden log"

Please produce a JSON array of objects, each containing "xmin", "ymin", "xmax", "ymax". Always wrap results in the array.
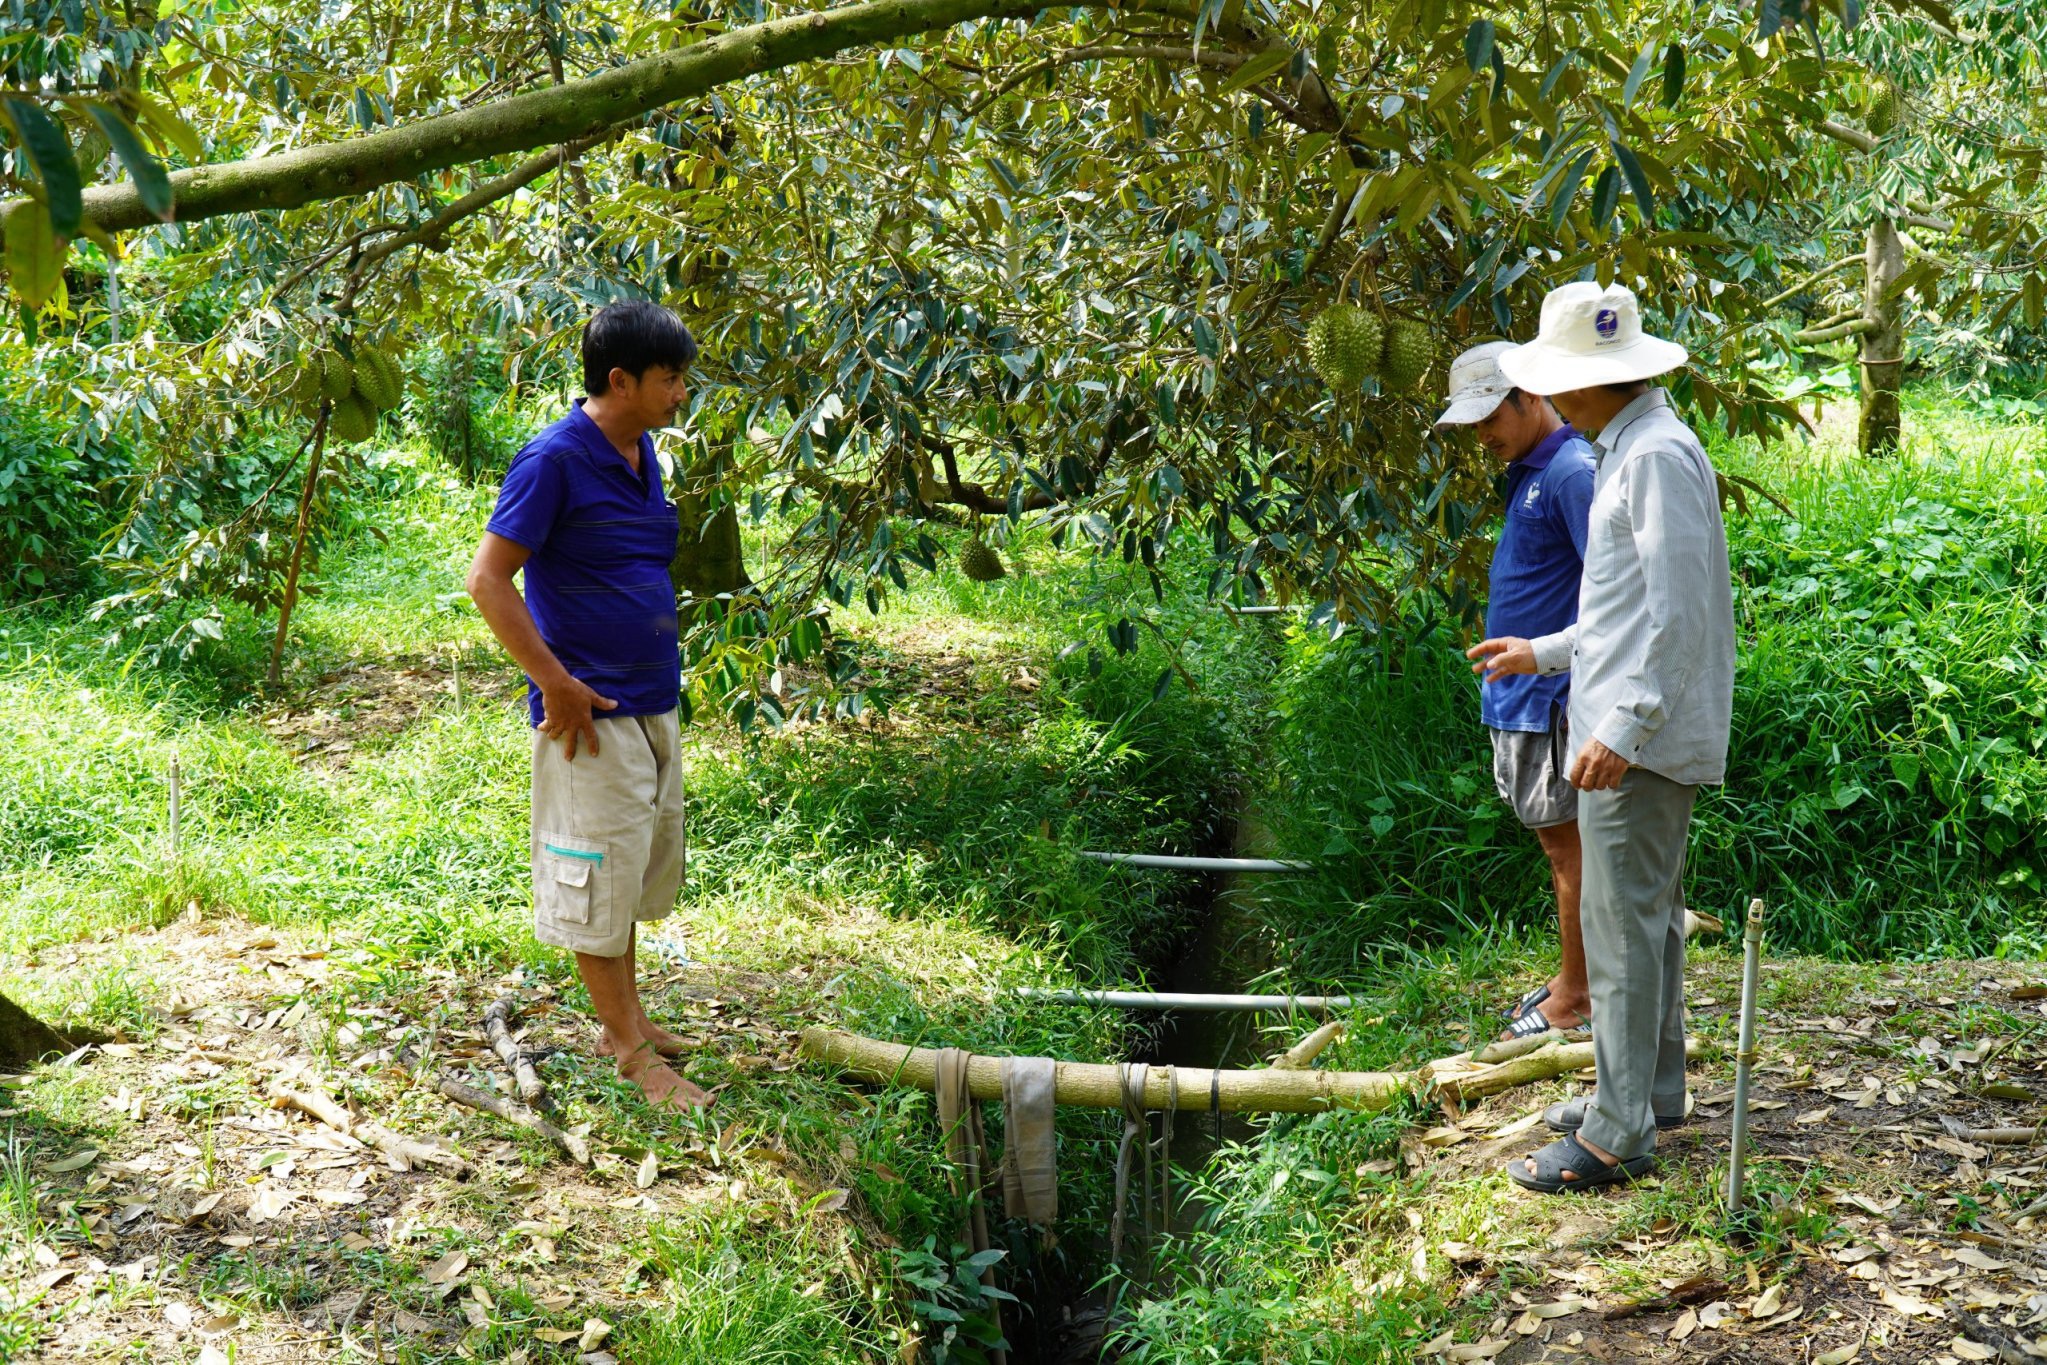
[
  {"xmin": 270, "ymin": 1085, "xmax": 468, "ymax": 1175},
  {"xmin": 1272, "ymin": 1021, "xmax": 1345, "ymax": 1070},
  {"xmin": 436, "ymin": 1077, "xmax": 590, "ymax": 1164},
  {"xmin": 801, "ymin": 1027, "xmax": 1414, "ymax": 1114},
  {"xmin": 1469, "ymin": 1032, "xmax": 1565, "ymax": 1067},
  {"xmin": 484, "ymin": 997, "xmax": 547, "ymax": 1106},
  {"xmin": 1436, "ymin": 1038, "xmax": 1708, "ymax": 1107}
]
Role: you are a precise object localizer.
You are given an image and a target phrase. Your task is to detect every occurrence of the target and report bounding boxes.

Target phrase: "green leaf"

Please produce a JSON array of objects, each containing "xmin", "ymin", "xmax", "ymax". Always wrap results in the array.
[
  {"xmin": 1621, "ymin": 44, "xmax": 1655, "ymax": 109},
  {"xmin": 1610, "ymin": 141, "xmax": 1657, "ymax": 222},
  {"xmin": 3, "ymin": 98, "xmax": 82, "ymax": 236},
  {"xmin": 1660, "ymin": 42, "xmax": 1686, "ymax": 107},
  {"xmin": 84, "ymin": 104, "xmax": 174, "ymax": 222},
  {"xmin": 1220, "ymin": 47, "xmax": 1293, "ymax": 95},
  {"xmin": 1590, "ymin": 164, "xmax": 1621, "ymax": 229},
  {"xmin": 1463, "ymin": 19, "xmax": 1495, "ymax": 73},
  {"xmin": 2, "ymin": 200, "xmax": 64, "ymax": 309},
  {"xmin": 1548, "ymin": 147, "xmax": 1596, "ymax": 232}
]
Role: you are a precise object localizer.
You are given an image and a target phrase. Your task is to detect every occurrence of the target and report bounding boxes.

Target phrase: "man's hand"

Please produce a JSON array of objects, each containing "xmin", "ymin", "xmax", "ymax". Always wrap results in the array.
[
  {"xmin": 1569, "ymin": 738, "xmax": 1630, "ymax": 791},
  {"xmin": 1466, "ymin": 636, "xmax": 1537, "ymax": 684},
  {"xmin": 539, "ymin": 674, "xmax": 618, "ymax": 761}
]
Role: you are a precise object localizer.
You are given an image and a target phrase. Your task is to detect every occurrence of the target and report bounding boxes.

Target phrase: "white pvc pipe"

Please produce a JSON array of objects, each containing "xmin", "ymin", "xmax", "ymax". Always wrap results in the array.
[
  {"xmin": 1217, "ymin": 604, "xmax": 1295, "ymax": 616},
  {"xmin": 1082, "ymin": 851, "xmax": 1313, "ymax": 873},
  {"xmin": 1016, "ymin": 988, "xmax": 1354, "ymax": 1013},
  {"xmin": 1725, "ymin": 898, "xmax": 1766, "ymax": 1217}
]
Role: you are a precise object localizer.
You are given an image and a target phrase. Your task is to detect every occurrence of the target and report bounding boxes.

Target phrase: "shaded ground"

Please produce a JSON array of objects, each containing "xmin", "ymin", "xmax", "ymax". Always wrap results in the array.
[
  {"xmin": 2, "ymin": 914, "xmax": 881, "ymax": 1364},
  {"xmin": 259, "ymin": 652, "xmax": 518, "ymax": 768},
  {"xmin": 1405, "ymin": 957, "xmax": 2047, "ymax": 1364}
]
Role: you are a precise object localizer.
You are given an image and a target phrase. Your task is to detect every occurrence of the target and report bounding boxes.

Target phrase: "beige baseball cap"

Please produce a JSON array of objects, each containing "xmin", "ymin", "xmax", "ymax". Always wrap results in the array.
[{"xmin": 1435, "ymin": 341, "xmax": 1520, "ymax": 427}]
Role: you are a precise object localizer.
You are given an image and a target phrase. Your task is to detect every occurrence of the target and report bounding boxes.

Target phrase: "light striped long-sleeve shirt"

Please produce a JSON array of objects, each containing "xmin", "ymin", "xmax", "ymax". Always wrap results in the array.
[{"xmin": 1529, "ymin": 389, "xmax": 1735, "ymax": 786}]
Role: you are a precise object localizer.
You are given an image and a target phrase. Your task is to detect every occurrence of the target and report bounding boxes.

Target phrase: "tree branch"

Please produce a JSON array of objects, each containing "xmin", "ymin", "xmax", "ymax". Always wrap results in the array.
[
  {"xmin": 1815, "ymin": 119, "xmax": 1878, "ymax": 153},
  {"xmin": 5, "ymin": 0, "xmax": 1217, "ymax": 241},
  {"xmin": 1793, "ymin": 316, "xmax": 1876, "ymax": 343},
  {"xmin": 1759, "ymin": 255, "xmax": 1864, "ymax": 309}
]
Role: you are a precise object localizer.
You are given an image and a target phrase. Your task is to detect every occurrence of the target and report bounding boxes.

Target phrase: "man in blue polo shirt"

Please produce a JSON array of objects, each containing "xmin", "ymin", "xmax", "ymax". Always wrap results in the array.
[
  {"xmin": 466, "ymin": 300, "xmax": 709, "ymax": 1111},
  {"xmin": 1438, "ymin": 342, "xmax": 1596, "ymax": 1041}
]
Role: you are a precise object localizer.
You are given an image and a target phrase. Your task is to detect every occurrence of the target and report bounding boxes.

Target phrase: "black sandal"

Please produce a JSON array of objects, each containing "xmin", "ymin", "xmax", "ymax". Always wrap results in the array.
[
  {"xmin": 1506, "ymin": 1132, "xmax": 1653, "ymax": 1194},
  {"xmin": 1499, "ymin": 1006, "xmax": 1562, "ymax": 1042},
  {"xmin": 1499, "ymin": 984, "xmax": 1550, "ymax": 1023},
  {"xmin": 1544, "ymin": 1099, "xmax": 1685, "ymax": 1134}
]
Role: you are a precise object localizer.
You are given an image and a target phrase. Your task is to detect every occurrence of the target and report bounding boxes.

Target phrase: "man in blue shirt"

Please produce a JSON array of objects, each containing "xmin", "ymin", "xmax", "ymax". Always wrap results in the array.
[
  {"xmin": 1438, "ymin": 342, "xmax": 1597, "ymax": 1041},
  {"xmin": 466, "ymin": 300, "xmax": 709, "ymax": 1111}
]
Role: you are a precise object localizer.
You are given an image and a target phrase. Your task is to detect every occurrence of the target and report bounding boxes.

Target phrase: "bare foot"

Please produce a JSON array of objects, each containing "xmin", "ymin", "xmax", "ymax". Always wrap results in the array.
[
  {"xmin": 600, "ymin": 1029, "xmax": 714, "ymax": 1110},
  {"xmin": 634, "ymin": 1015, "xmax": 690, "ymax": 1059}
]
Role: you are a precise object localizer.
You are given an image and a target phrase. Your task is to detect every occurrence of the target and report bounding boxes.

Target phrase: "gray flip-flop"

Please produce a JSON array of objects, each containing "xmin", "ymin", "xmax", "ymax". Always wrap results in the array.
[
  {"xmin": 1544, "ymin": 1098, "xmax": 1686, "ymax": 1134},
  {"xmin": 1507, "ymin": 1132, "xmax": 1654, "ymax": 1194}
]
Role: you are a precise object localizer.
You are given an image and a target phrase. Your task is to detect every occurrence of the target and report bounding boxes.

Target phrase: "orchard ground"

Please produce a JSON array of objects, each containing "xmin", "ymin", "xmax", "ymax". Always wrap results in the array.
[{"xmin": 6, "ymin": 389, "xmax": 2047, "ymax": 1363}]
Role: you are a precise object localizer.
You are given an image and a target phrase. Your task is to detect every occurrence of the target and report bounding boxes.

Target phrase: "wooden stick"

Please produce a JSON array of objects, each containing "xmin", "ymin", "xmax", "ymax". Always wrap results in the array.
[
  {"xmin": 1965, "ymin": 1126, "xmax": 2044, "ymax": 1146},
  {"xmin": 1272, "ymin": 1021, "xmax": 1345, "ymax": 1070},
  {"xmin": 436, "ymin": 1077, "xmax": 590, "ymax": 1164},
  {"xmin": 802, "ymin": 1027, "xmax": 1413, "ymax": 1114},
  {"xmin": 1469, "ymin": 1032, "xmax": 1565, "ymax": 1067},
  {"xmin": 269, "ymin": 1085, "xmax": 468, "ymax": 1175},
  {"xmin": 1434, "ymin": 1038, "xmax": 1708, "ymax": 1108},
  {"xmin": 484, "ymin": 997, "xmax": 547, "ymax": 1106}
]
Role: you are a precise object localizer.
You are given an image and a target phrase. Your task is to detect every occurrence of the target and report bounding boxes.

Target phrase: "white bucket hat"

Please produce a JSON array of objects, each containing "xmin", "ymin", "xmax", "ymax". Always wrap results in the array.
[
  {"xmin": 1496, "ymin": 282, "xmax": 1687, "ymax": 396},
  {"xmin": 1435, "ymin": 341, "xmax": 1519, "ymax": 427}
]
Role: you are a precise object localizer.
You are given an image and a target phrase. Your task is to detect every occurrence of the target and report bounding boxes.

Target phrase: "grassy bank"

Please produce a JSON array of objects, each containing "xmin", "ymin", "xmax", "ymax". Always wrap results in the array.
[
  {"xmin": 0, "ymin": 443, "xmax": 1268, "ymax": 1362},
  {"xmin": 1106, "ymin": 391, "xmax": 2047, "ymax": 1359}
]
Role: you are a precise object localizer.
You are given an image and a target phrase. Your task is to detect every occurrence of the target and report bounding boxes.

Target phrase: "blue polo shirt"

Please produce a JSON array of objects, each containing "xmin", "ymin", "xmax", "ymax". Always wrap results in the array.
[
  {"xmin": 485, "ymin": 402, "xmax": 682, "ymax": 727},
  {"xmin": 1483, "ymin": 425, "xmax": 1596, "ymax": 733}
]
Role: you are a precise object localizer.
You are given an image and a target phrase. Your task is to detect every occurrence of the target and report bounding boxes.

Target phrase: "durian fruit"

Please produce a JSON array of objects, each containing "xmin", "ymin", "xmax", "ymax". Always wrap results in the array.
[
  {"xmin": 328, "ymin": 391, "xmax": 377, "ymax": 444},
  {"xmin": 959, "ymin": 537, "xmax": 1006, "ymax": 583},
  {"xmin": 1866, "ymin": 78, "xmax": 1900, "ymax": 136},
  {"xmin": 1379, "ymin": 318, "xmax": 1435, "ymax": 391},
  {"xmin": 317, "ymin": 348, "xmax": 355, "ymax": 402},
  {"xmin": 353, "ymin": 344, "xmax": 403, "ymax": 411},
  {"xmin": 290, "ymin": 358, "xmax": 324, "ymax": 412},
  {"xmin": 1305, "ymin": 304, "xmax": 1384, "ymax": 391}
]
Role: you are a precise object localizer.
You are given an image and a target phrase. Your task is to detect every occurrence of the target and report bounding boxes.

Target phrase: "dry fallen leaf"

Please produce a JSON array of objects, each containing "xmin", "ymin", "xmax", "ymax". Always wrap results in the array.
[
  {"xmin": 1814, "ymin": 1344, "xmax": 1860, "ymax": 1365},
  {"xmin": 1698, "ymin": 1301, "xmax": 1733, "ymax": 1329},
  {"xmin": 1752, "ymin": 1283, "xmax": 1785, "ymax": 1318},
  {"xmin": 1669, "ymin": 1308, "xmax": 1699, "ymax": 1341},
  {"xmin": 1879, "ymin": 1286, "xmax": 1937, "ymax": 1317},
  {"xmin": 1445, "ymin": 1340, "xmax": 1510, "ymax": 1362},
  {"xmin": 579, "ymin": 1318, "xmax": 612, "ymax": 1351},
  {"xmin": 1951, "ymin": 1338, "xmax": 1999, "ymax": 1362},
  {"xmin": 1796, "ymin": 1106, "xmax": 1835, "ymax": 1125},
  {"xmin": 636, "ymin": 1150, "xmax": 659, "ymax": 1189},
  {"xmin": 46, "ymin": 1148, "xmax": 100, "ymax": 1173},
  {"xmin": 423, "ymin": 1251, "xmax": 469, "ymax": 1286},
  {"xmin": 1948, "ymin": 1247, "xmax": 2011, "ymax": 1272}
]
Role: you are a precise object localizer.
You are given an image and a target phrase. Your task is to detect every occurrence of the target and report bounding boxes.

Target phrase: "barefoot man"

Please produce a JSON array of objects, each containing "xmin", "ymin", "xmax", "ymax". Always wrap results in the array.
[
  {"xmin": 1467, "ymin": 283, "xmax": 1734, "ymax": 1193},
  {"xmin": 467, "ymin": 300, "xmax": 711, "ymax": 1111},
  {"xmin": 1436, "ymin": 342, "xmax": 1597, "ymax": 1041}
]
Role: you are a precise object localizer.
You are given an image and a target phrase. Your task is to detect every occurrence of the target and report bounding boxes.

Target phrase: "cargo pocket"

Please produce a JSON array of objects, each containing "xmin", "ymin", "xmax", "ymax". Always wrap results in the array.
[{"xmin": 537, "ymin": 832, "xmax": 609, "ymax": 938}]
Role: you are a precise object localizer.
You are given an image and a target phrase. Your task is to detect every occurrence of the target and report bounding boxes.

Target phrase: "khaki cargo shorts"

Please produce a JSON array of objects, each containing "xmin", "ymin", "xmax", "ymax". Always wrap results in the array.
[
  {"xmin": 1488, "ymin": 717, "xmax": 1578, "ymax": 830},
  {"xmin": 531, "ymin": 709, "xmax": 685, "ymax": 958}
]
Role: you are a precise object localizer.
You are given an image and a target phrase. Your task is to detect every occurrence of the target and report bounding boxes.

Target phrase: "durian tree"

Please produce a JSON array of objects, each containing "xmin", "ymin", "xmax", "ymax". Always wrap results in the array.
[
  {"xmin": 1772, "ymin": 1, "xmax": 2047, "ymax": 454},
  {"xmin": 0, "ymin": 0, "xmax": 1958, "ymax": 700}
]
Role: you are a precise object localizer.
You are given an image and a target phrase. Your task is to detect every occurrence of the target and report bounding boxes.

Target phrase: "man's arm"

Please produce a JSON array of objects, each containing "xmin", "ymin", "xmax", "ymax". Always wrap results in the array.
[{"xmin": 466, "ymin": 532, "xmax": 617, "ymax": 760}]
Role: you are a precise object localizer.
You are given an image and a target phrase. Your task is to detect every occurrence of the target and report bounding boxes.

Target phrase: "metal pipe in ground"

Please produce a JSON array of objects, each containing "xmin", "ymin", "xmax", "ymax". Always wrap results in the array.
[
  {"xmin": 168, "ymin": 749, "xmax": 182, "ymax": 859},
  {"xmin": 1016, "ymin": 988, "xmax": 1353, "ymax": 1013},
  {"xmin": 1082, "ymin": 851, "xmax": 1313, "ymax": 874},
  {"xmin": 1725, "ymin": 897, "xmax": 1766, "ymax": 1219}
]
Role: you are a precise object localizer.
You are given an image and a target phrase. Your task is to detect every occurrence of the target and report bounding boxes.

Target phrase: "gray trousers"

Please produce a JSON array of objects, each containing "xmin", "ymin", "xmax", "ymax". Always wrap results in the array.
[{"xmin": 1577, "ymin": 767, "xmax": 1698, "ymax": 1161}]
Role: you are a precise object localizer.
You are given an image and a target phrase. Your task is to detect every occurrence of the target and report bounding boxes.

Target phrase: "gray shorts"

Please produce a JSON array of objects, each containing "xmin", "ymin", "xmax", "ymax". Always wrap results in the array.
[
  {"xmin": 1489, "ymin": 719, "xmax": 1577, "ymax": 830},
  {"xmin": 531, "ymin": 709, "xmax": 686, "ymax": 958}
]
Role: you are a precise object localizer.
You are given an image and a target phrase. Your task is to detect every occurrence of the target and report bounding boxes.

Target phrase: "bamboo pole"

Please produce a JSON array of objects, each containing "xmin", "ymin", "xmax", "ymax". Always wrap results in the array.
[
  {"xmin": 1273, "ymin": 1021, "xmax": 1345, "ymax": 1070},
  {"xmin": 802, "ymin": 1027, "xmax": 1412, "ymax": 1113},
  {"xmin": 799, "ymin": 1026, "xmax": 1683, "ymax": 1116}
]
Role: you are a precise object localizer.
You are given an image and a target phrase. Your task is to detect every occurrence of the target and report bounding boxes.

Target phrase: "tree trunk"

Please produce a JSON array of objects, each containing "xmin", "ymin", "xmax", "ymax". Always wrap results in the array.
[
  {"xmin": 1859, "ymin": 216, "xmax": 1905, "ymax": 456},
  {"xmin": 0, "ymin": 990, "xmax": 81, "ymax": 1071},
  {"xmin": 670, "ymin": 497, "xmax": 751, "ymax": 607}
]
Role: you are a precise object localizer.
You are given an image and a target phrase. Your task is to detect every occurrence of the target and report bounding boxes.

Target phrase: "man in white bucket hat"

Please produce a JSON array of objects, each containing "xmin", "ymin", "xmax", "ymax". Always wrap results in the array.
[
  {"xmin": 1465, "ymin": 282, "xmax": 1735, "ymax": 1194},
  {"xmin": 1436, "ymin": 343, "xmax": 1597, "ymax": 1042}
]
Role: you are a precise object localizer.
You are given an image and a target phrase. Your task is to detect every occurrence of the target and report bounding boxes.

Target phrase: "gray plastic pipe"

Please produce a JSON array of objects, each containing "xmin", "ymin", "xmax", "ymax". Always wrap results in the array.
[
  {"xmin": 1016, "ymin": 988, "xmax": 1354, "ymax": 1013},
  {"xmin": 1725, "ymin": 898, "xmax": 1766, "ymax": 1217},
  {"xmin": 1082, "ymin": 851, "xmax": 1314, "ymax": 873}
]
